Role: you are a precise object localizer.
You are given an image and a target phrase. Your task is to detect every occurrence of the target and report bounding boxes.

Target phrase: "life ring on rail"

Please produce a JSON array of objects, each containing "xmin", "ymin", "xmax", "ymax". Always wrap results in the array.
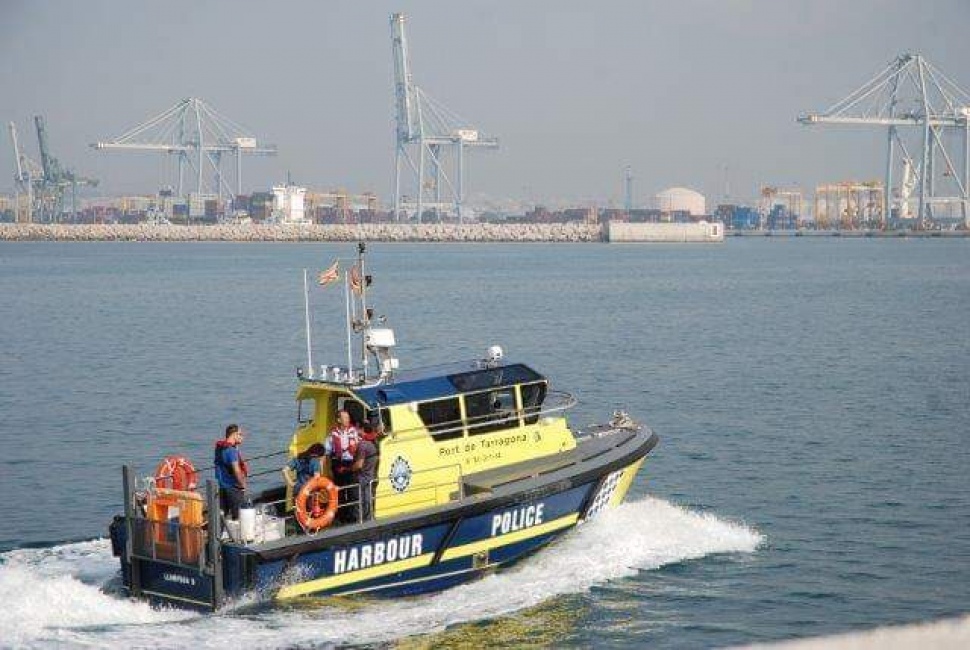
[
  {"xmin": 295, "ymin": 476, "xmax": 339, "ymax": 532},
  {"xmin": 154, "ymin": 455, "xmax": 198, "ymax": 491}
]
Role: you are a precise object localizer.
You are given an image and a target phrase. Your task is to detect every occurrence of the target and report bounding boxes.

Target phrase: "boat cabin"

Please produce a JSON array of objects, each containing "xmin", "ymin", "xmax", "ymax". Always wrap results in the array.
[{"xmin": 285, "ymin": 359, "xmax": 577, "ymax": 521}]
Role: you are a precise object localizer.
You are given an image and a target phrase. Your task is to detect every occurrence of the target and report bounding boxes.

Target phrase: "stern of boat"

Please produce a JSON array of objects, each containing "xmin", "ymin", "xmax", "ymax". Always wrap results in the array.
[{"xmin": 110, "ymin": 465, "xmax": 229, "ymax": 611}]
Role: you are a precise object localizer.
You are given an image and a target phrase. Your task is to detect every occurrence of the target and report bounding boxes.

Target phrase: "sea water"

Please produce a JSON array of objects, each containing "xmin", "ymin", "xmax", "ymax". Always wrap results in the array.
[{"xmin": 0, "ymin": 239, "xmax": 967, "ymax": 648}]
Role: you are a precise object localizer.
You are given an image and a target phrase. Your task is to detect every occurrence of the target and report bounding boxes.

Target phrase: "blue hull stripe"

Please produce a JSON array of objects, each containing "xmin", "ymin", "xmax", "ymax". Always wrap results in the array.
[
  {"xmin": 318, "ymin": 528, "xmax": 571, "ymax": 598},
  {"xmin": 265, "ymin": 481, "xmax": 597, "ymax": 599}
]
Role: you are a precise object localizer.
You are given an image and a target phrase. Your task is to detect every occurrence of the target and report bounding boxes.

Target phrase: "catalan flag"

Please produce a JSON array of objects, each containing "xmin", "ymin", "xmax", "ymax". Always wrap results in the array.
[
  {"xmin": 349, "ymin": 262, "xmax": 363, "ymax": 295},
  {"xmin": 318, "ymin": 260, "xmax": 340, "ymax": 286}
]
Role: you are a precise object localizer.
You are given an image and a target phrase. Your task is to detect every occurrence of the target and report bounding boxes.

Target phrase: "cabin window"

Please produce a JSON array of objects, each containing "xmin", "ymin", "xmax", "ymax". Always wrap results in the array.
[
  {"xmin": 520, "ymin": 382, "xmax": 547, "ymax": 425},
  {"xmin": 297, "ymin": 399, "xmax": 316, "ymax": 425},
  {"xmin": 418, "ymin": 397, "xmax": 462, "ymax": 441},
  {"xmin": 465, "ymin": 388, "xmax": 518, "ymax": 435},
  {"xmin": 448, "ymin": 364, "xmax": 543, "ymax": 392}
]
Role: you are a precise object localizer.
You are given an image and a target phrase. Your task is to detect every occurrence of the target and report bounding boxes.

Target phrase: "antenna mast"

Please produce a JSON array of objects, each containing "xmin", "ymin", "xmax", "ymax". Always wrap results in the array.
[
  {"xmin": 358, "ymin": 242, "xmax": 369, "ymax": 378},
  {"xmin": 303, "ymin": 270, "xmax": 314, "ymax": 379}
]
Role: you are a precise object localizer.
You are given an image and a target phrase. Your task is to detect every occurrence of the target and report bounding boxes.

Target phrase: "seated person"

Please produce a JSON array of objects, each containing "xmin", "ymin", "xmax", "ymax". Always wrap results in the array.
[{"xmin": 288, "ymin": 442, "xmax": 326, "ymax": 497}]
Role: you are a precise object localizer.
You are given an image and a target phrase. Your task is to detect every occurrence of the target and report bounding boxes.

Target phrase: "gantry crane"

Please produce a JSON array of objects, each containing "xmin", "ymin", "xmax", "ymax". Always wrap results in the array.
[
  {"xmin": 8, "ymin": 121, "xmax": 37, "ymax": 222},
  {"xmin": 92, "ymin": 97, "xmax": 277, "ymax": 205},
  {"xmin": 813, "ymin": 181, "xmax": 884, "ymax": 230},
  {"xmin": 7, "ymin": 117, "xmax": 97, "ymax": 222},
  {"xmin": 799, "ymin": 54, "xmax": 970, "ymax": 228},
  {"xmin": 759, "ymin": 187, "xmax": 804, "ymax": 229},
  {"xmin": 391, "ymin": 13, "xmax": 499, "ymax": 223},
  {"xmin": 34, "ymin": 116, "xmax": 99, "ymax": 222}
]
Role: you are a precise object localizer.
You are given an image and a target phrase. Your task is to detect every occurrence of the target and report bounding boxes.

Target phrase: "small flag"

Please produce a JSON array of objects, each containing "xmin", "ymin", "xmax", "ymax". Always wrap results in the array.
[
  {"xmin": 318, "ymin": 260, "xmax": 339, "ymax": 286},
  {"xmin": 349, "ymin": 262, "xmax": 363, "ymax": 295}
]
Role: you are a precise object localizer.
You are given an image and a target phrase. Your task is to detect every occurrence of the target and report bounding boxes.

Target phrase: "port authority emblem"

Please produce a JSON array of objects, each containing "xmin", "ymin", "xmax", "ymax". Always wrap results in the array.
[{"xmin": 389, "ymin": 456, "xmax": 412, "ymax": 492}]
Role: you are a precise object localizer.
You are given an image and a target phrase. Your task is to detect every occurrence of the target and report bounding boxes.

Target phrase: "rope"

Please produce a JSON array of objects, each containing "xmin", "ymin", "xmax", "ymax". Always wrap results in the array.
[{"xmin": 190, "ymin": 448, "xmax": 289, "ymax": 475}]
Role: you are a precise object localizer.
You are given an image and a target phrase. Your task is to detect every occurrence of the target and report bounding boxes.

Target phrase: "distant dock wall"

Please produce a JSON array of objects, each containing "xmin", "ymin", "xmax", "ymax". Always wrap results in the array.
[{"xmin": 606, "ymin": 221, "xmax": 725, "ymax": 243}]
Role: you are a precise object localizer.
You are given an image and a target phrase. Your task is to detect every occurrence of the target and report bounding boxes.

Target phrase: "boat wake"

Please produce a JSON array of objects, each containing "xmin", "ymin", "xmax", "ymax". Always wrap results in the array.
[{"xmin": 0, "ymin": 497, "xmax": 763, "ymax": 648}]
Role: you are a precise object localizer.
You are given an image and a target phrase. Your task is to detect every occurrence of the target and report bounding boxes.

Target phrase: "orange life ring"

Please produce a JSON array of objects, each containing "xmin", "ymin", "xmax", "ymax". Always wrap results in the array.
[
  {"xmin": 154, "ymin": 455, "xmax": 198, "ymax": 491},
  {"xmin": 295, "ymin": 475, "xmax": 339, "ymax": 532}
]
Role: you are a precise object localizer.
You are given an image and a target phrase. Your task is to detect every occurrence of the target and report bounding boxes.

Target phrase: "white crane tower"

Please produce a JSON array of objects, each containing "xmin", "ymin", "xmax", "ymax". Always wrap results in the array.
[
  {"xmin": 799, "ymin": 54, "xmax": 970, "ymax": 228},
  {"xmin": 8, "ymin": 122, "xmax": 38, "ymax": 222},
  {"xmin": 391, "ymin": 13, "xmax": 498, "ymax": 223},
  {"xmin": 92, "ymin": 97, "xmax": 277, "ymax": 203}
]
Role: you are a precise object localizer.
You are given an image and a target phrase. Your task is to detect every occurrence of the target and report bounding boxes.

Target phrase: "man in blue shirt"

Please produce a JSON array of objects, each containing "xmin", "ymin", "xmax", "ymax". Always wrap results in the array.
[{"xmin": 214, "ymin": 424, "xmax": 248, "ymax": 518}]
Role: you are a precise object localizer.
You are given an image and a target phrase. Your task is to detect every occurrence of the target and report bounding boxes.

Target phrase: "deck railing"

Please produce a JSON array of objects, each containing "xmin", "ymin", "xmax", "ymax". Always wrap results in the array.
[
  {"xmin": 247, "ymin": 461, "xmax": 465, "ymax": 538},
  {"xmin": 122, "ymin": 467, "xmax": 224, "ymax": 606}
]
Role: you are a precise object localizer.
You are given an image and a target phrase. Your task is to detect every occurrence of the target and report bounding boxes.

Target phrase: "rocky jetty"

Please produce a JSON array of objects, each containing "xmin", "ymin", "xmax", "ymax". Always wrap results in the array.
[{"xmin": 0, "ymin": 223, "xmax": 604, "ymax": 242}]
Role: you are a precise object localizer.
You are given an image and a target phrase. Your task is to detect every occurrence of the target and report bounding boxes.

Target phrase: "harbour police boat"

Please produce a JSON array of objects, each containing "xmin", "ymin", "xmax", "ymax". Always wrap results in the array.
[{"xmin": 108, "ymin": 245, "xmax": 659, "ymax": 611}]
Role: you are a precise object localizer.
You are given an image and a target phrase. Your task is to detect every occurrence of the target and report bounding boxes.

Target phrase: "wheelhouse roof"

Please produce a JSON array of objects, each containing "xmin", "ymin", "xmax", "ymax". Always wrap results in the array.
[{"xmin": 302, "ymin": 360, "xmax": 546, "ymax": 409}]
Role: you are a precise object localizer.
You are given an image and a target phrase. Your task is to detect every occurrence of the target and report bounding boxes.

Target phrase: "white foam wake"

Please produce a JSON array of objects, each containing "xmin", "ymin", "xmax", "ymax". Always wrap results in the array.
[
  {"xmin": 0, "ymin": 497, "xmax": 763, "ymax": 649},
  {"xmin": 0, "ymin": 540, "xmax": 196, "ymax": 648}
]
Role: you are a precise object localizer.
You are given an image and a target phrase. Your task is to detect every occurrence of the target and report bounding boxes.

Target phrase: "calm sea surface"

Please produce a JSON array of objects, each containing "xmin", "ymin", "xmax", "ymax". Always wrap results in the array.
[{"xmin": 0, "ymin": 239, "xmax": 968, "ymax": 648}]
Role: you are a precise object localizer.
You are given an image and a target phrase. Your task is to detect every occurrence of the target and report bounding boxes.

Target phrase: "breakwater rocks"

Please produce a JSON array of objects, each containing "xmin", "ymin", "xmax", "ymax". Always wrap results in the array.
[{"xmin": 0, "ymin": 223, "xmax": 605, "ymax": 243}]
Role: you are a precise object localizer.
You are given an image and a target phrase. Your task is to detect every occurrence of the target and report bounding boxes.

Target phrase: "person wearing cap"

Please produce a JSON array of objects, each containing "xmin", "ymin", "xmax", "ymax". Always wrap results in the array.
[{"xmin": 214, "ymin": 424, "xmax": 248, "ymax": 518}]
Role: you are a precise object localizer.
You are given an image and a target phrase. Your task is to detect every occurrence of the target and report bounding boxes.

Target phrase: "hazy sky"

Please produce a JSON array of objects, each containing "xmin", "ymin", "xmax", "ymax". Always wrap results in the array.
[{"xmin": 2, "ymin": 0, "xmax": 968, "ymax": 208}]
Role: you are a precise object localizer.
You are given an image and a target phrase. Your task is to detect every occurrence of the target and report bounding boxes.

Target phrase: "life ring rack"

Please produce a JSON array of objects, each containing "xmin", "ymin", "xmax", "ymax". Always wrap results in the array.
[
  {"xmin": 295, "ymin": 475, "xmax": 340, "ymax": 533},
  {"xmin": 154, "ymin": 455, "xmax": 198, "ymax": 491}
]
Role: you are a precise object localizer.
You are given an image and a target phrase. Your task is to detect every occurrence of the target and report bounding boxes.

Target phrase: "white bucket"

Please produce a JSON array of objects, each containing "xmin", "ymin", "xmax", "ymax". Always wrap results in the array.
[{"xmin": 239, "ymin": 506, "xmax": 256, "ymax": 542}]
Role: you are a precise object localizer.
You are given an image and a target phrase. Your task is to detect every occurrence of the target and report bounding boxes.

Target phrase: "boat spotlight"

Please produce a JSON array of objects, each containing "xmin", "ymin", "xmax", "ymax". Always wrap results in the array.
[{"xmin": 486, "ymin": 345, "xmax": 504, "ymax": 364}]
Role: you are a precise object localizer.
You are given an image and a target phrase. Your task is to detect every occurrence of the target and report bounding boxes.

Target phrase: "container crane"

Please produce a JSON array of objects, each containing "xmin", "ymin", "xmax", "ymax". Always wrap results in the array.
[
  {"xmin": 391, "ymin": 13, "xmax": 498, "ymax": 223},
  {"xmin": 33, "ymin": 116, "xmax": 99, "ymax": 222},
  {"xmin": 92, "ymin": 97, "xmax": 277, "ymax": 207},
  {"xmin": 8, "ymin": 121, "xmax": 37, "ymax": 223},
  {"xmin": 799, "ymin": 54, "xmax": 970, "ymax": 228},
  {"xmin": 6, "ymin": 117, "xmax": 96, "ymax": 222}
]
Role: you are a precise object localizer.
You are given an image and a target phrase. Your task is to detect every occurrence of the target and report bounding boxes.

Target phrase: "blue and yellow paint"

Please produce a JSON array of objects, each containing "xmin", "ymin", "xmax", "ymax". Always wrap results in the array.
[{"xmin": 267, "ymin": 458, "xmax": 644, "ymax": 601}]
